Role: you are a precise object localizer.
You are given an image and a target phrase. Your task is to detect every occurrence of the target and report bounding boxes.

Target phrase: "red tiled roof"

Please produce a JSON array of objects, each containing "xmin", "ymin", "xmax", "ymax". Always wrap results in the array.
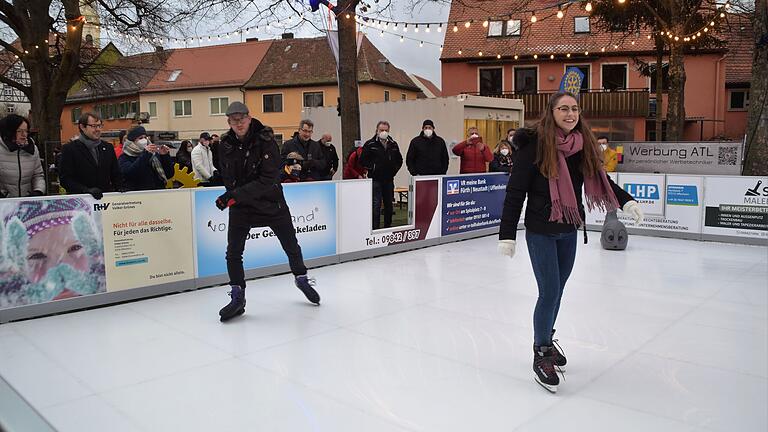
[
  {"xmin": 244, "ymin": 36, "xmax": 420, "ymax": 91},
  {"xmin": 411, "ymin": 74, "xmax": 442, "ymax": 97},
  {"xmin": 439, "ymin": 0, "xmax": 745, "ymax": 60},
  {"xmin": 724, "ymin": 14, "xmax": 753, "ymax": 85},
  {"xmin": 143, "ymin": 40, "xmax": 272, "ymax": 92}
]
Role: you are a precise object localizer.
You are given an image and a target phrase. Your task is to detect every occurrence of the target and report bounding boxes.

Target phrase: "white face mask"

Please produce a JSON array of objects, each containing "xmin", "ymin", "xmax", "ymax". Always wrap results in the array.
[
  {"xmin": 600, "ymin": 144, "xmax": 608, "ymax": 151},
  {"xmin": 500, "ymin": 149, "xmax": 509, "ymax": 156},
  {"xmin": 508, "ymin": 135, "xmax": 514, "ymax": 141},
  {"xmin": 423, "ymin": 129, "xmax": 433, "ymax": 137},
  {"xmin": 137, "ymin": 138, "xmax": 149, "ymax": 147},
  {"xmin": 324, "ymin": 141, "xmax": 332, "ymax": 147},
  {"xmin": 470, "ymin": 133, "xmax": 479, "ymax": 139},
  {"xmin": 378, "ymin": 131, "xmax": 389, "ymax": 140}
]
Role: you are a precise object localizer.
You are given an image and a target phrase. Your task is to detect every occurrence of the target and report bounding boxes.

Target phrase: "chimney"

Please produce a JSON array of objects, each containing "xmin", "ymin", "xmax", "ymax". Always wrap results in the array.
[{"xmin": 281, "ymin": 33, "xmax": 294, "ymax": 39}]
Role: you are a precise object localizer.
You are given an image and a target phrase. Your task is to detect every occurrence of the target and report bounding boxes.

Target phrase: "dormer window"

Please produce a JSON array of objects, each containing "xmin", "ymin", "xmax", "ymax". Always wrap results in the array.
[
  {"xmin": 487, "ymin": 19, "xmax": 521, "ymax": 37},
  {"xmin": 574, "ymin": 16, "xmax": 590, "ymax": 34},
  {"xmin": 167, "ymin": 70, "xmax": 182, "ymax": 82}
]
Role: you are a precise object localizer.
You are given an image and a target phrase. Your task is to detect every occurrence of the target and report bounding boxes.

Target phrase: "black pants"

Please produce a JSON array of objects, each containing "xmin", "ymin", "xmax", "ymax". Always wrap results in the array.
[
  {"xmin": 225, "ymin": 211, "xmax": 307, "ymax": 288},
  {"xmin": 372, "ymin": 179, "xmax": 394, "ymax": 229}
]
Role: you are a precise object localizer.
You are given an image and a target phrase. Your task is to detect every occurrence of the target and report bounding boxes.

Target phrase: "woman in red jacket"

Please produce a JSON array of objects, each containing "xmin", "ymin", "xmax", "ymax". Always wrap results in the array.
[
  {"xmin": 452, "ymin": 127, "xmax": 493, "ymax": 173},
  {"xmin": 343, "ymin": 145, "xmax": 367, "ymax": 179}
]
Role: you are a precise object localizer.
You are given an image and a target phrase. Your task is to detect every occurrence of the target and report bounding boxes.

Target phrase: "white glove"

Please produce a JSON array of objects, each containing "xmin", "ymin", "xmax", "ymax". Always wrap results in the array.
[
  {"xmin": 497, "ymin": 239, "xmax": 516, "ymax": 259},
  {"xmin": 622, "ymin": 200, "xmax": 644, "ymax": 225}
]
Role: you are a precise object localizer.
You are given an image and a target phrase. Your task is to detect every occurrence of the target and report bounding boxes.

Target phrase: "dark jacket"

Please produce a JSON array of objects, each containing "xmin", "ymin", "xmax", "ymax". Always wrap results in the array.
[
  {"xmin": 118, "ymin": 151, "xmax": 174, "ymax": 191},
  {"xmin": 489, "ymin": 153, "xmax": 514, "ymax": 174},
  {"xmin": 452, "ymin": 137, "xmax": 493, "ymax": 173},
  {"xmin": 281, "ymin": 134, "xmax": 326, "ymax": 180},
  {"xmin": 219, "ymin": 118, "xmax": 288, "ymax": 224},
  {"xmin": 59, "ymin": 138, "xmax": 124, "ymax": 194},
  {"xmin": 406, "ymin": 132, "xmax": 449, "ymax": 176},
  {"xmin": 499, "ymin": 128, "xmax": 633, "ymax": 240},
  {"xmin": 175, "ymin": 151, "xmax": 193, "ymax": 173},
  {"xmin": 359, "ymin": 135, "xmax": 403, "ymax": 181},
  {"xmin": 318, "ymin": 143, "xmax": 339, "ymax": 179}
]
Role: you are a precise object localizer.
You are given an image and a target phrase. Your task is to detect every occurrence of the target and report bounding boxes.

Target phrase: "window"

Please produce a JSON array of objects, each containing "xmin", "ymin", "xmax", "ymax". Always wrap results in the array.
[
  {"xmin": 401, "ymin": 93, "xmax": 407, "ymax": 101},
  {"xmin": 640, "ymin": 63, "xmax": 670, "ymax": 93},
  {"xmin": 514, "ymin": 67, "xmax": 537, "ymax": 94},
  {"xmin": 479, "ymin": 68, "xmax": 503, "ymax": 96},
  {"xmin": 148, "ymin": 101, "xmax": 157, "ymax": 118},
  {"xmin": 210, "ymin": 97, "xmax": 229, "ymax": 115},
  {"xmin": 130, "ymin": 101, "xmax": 138, "ymax": 116},
  {"xmin": 117, "ymin": 102, "xmax": 127, "ymax": 118},
  {"xmin": 506, "ymin": 19, "xmax": 521, "ymax": 36},
  {"xmin": 574, "ymin": 16, "xmax": 590, "ymax": 33},
  {"xmin": 167, "ymin": 70, "xmax": 182, "ymax": 82},
  {"xmin": 71, "ymin": 107, "xmax": 82, "ymax": 123},
  {"xmin": 729, "ymin": 90, "xmax": 749, "ymax": 110},
  {"xmin": 568, "ymin": 65, "xmax": 590, "ymax": 91},
  {"xmin": 174, "ymin": 99, "xmax": 192, "ymax": 117},
  {"xmin": 303, "ymin": 92, "xmax": 324, "ymax": 108},
  {"xmin": 486, "ymin": 19, "xmax": 520, "ymax": 37},
  {"xmin": 384, "ymin": 90, "xmax": 390, "ymax": 102},
  {"xmin": 2, "ymin": 86, "xmax": 13, "ymax": 97},
  {"xmin": 488, "ymin": 21, "xmax": 503, "ymax": 36},
  {"xmin": 263, "ymin": 94, "xmax": 283, "ymax": 113},
  {"xmin": 6, "ymin": 104, "xmax": 14, "ymax": 114},
  {"xmin": 602, "ymin": 64, "xmax": 627, "ymax": 90}
]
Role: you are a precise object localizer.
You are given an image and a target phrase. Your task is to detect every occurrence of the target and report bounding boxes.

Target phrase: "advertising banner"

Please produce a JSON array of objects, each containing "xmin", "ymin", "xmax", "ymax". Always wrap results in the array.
[
  {"xmin": 100, "ymin": 191, "xmax": 195, "ymax": 291},
  {"xmin": 441, "ymin": 173, "xmax": 507, "ymax": 236},
  {"xmin": 702, "ymin": 176, "xmax": 768, "ymax": 240},
  {"xmin": 0, "ymin": 196, "xmax": 107, "ymax": 308},
  {"xmin": 619, "ymin": 173, "xmax": 666, "ymax": 217},
  {"xmin": 195, "ymin": 183, "xmax": 337, "ymax": 278},
  {"xmin": 338, "ymin": 178, "xmax": 441, "ymax": 253},
  {"xmin": 617, "ymin": 141, "xmax": 742, "ymax": 175}
]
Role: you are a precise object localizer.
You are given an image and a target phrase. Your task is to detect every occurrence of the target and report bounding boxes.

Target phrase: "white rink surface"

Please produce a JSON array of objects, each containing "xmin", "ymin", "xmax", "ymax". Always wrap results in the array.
[{"xmin": 0, "ymin": 235, "xmax": 766, "ymax": 432}]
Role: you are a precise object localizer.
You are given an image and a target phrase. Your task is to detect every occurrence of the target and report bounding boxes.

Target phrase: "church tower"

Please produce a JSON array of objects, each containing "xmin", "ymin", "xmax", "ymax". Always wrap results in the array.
[{"xmin": 80, "ymin": 0, "xmax": 100, "ymax": 48}]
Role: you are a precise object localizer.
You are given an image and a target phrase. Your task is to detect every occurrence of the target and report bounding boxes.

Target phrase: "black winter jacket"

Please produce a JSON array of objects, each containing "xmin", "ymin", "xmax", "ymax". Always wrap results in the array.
[
  {"xmin": 406, "ymin": 133, "xmax": 449, "ymax": 176},
  {"xmin": 219, "ymin": 119, "xmax": 289, "ymax": 223},
  {"xmin": 359, "ymin": 135, "xmax": 403, "ymax": 181},
  {"xmin": 281, "ymin": 134, "xmax": 327, "ymax": 179},
  {"xmin": 59, "ymin": 138, "xmax": 124, "ymax": 194},
  {"xmin": 499, "ymin": 128, "xmax": 633, "ymax": 240}
]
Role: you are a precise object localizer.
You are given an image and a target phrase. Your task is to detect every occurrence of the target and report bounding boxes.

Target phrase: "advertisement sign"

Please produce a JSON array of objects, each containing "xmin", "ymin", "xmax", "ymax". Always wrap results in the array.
[
  {"xmin": 620, "ymin": 173, "xmax": 666, "ymax": 217},
  {"xmin": 441, "ymin": 174, "xmax": 507, "ymax": 236},
  {"xmin": 100, "ymin": 191, "xmax": 195, "ymax": 291},
  {"xmin": 195, "ymin": 183, "xmax": 337, "ymax": 278},
  {"xmin": 702, "ymin": 176, "xmax": 768, "ymax": 239},
  {"xmin": 0, "ymin": 197, "xmax": 107, "ymax": 308},
  {"xmin": 338, "ymin": 178, "xmax": 441, "ymax": 253},
  {"xmin": 617, "ymin": 141, "xmax": 742, "ymax": 175}
]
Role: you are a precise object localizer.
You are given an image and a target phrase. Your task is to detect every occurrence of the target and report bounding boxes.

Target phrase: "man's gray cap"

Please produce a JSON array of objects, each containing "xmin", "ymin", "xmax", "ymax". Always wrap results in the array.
[{"xmin": 226, "ymin": 101, "xmax": 249, "ymax": 116}]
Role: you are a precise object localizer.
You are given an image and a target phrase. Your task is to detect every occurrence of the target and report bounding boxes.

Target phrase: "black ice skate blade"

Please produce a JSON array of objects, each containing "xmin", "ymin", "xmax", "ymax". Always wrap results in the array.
[
  {"xmin": 219, "ymin": 308, "xmax": 245, "ymax": 322},
  {"xmin": 534, "ymin": 376, "xmax": 558, "ymax": 394}
]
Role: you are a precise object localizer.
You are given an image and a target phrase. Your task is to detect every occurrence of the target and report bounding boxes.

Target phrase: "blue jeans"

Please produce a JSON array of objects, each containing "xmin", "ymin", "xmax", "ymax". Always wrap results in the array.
[{"xmin": 526, "ymin": 230, "xmax": 578, "ymax": 347}]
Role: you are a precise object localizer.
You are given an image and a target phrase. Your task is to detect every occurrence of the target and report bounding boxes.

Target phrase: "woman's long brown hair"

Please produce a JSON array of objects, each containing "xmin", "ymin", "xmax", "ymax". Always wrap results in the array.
[{"xmin": 534, "ymin": 92, "xmax": 603, "ymax": 179}]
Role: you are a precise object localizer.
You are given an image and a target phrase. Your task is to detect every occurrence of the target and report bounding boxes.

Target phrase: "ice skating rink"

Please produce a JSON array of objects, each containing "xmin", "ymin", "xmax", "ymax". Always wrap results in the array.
[{"xmin": 0, "ymin": 235, "xmax": 766, "ymax": 432}]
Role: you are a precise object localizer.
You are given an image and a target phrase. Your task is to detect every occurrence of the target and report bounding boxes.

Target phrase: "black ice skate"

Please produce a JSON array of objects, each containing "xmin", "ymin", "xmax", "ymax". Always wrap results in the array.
[
  {"xmin": 533, "ymin": 345, "xmax": 560, "ymax": 393},
  {"xmin": 219, "ymin": 285, "xmax": 245, "ymax": 322},
  {"xmin": 295, "ymin": 275, "xmax": 320, "ymax": 305},
  {"xmin": 551, "ymin": 329, "xmax": 567, "ymax": 371}
]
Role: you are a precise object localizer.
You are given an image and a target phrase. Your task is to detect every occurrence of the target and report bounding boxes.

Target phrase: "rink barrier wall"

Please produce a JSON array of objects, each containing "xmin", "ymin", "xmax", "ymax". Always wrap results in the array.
[
  {"xmin": 0, "ymin": 376, "xmax": 56, "ymax": 432},
  {"xmin": 0, "ymin": 173, "xmax": 765, "ymax": 323}
]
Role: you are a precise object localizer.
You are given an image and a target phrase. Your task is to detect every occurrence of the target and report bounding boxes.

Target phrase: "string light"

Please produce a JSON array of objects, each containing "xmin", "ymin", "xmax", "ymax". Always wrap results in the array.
[
  {"xmin": 533, "ymin": 54, "xmax": 538, "ymax": 59},
  {"xmin": 464, "ymin": 21, "xmax": 471, "ymax": 28},
  {"xmin": 514, "ymin": 55, "xmax": 518, "ymax": 59},
  {"xmin": 557, "ymin": 10, "xmax": 564, "ymax": 19},
  {"xmin": 483, "ymin": 20, "xmax": 489, "ymax": 28},
  {"xmin": 531, "ymin": 13, "xmax": 537, "ymax": 23},
  {"xmin": 458, "ymin": 49, "xmax": 462, "ymax": 55},
  {"xmin": 437, "ymin": 24, "xmax": 442, "ymax": 32},
  {"xmin": 497, "ymin": 54, "xmax": 501, "ymax": 59},
  {"xmin": 453, "ymin": 24, "xmax": 458, "ymax": 32},
  {"xmin": 585, "ymin": 2, "xmax": 592, "ymax": 12}
]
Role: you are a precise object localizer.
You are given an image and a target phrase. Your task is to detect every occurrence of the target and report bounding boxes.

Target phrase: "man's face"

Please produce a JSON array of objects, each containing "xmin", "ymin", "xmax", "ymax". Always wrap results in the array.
[
  {"xmin": 423, "ymin": 125, "xmax": 434, "ymax": 133},
  {"xmin": 597, "ymin": 138, "xmax": 609, "ymax": 148},
  {"xmin": 377, "ymin": 123, "xmax": 390, "ymax": 134},
  {"xmin": 200, "ymin": 138, "xmax": 210, "ymax": 147},
  {"xmin": 80, "ymin": 117, "xmax": 102, "ymax": 140},
  {"xmin": 212, "ymin": 135, "xmax": 220, "ymax": 144},
  {"xmin": 299, "ymin": 124, "xmax": 313, "ymax": 142},
  {"xmin": 227, "ymin": 114, "xmax": 251, "ymax": 137},
  {"xmin": 468, "ymin": 128, "xmax": 478, "ymax": 138}
]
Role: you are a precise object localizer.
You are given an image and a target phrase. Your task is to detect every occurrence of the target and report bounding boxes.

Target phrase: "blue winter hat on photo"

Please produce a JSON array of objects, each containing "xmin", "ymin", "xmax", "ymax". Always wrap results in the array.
[{"xmin": 126, "ymin": 126, "xmax": 147, "ymax": 141}]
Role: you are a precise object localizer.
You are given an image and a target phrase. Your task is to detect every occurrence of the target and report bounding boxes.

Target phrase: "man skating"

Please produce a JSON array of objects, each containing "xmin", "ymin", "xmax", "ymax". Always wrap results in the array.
[{"xmin": 215, "ymin": 102, "xmax": 320, "ymax": 322}]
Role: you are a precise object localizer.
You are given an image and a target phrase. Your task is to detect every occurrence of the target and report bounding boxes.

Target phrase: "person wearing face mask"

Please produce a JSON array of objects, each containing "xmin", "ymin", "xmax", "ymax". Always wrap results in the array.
[
  {"xmin": 497, "ymin": 92, "xmax": 643, "ymax": 393},
  {"xmin": 118, "ymin": 126, "xmax": 174, "ymax": 191},
  {"xmin": 597, "ymin": 136, "xmax": 618, "ymax": 172},
  {"xmin": 175, "ymin": 140, "xmax": 194, "ymax": 173},
  {"xmin": 452, "ymin": 126, "xmax": 493, "ymax": 174},
  {"xmin": 280, "ymin": 152, "xmax": 312, "ymax": 183},
  {"xmin": 489, "ymin": 141, "xmax": 514, "ymax": 174},
  {"xmin": 280, "ymin": 119, "xmax": 327, "ymax": 182},
  {"xmin": 0, "ymin": 114, "xmax": 46, "ymax": 198},
  {"xmin": 406, "ymin": 119, "xmax": 449, "ymax": 176},
  {"xmin": 317, "ymin": 133, "xmax": 339, "ymax": 180},
  {"xmin": 360, "ymin": 120, "xmax": 403, "ymax": 229}
]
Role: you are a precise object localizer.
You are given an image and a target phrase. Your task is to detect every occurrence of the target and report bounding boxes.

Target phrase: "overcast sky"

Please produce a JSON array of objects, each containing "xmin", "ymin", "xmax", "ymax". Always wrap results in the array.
[{"xmin": 100, "ymin": 1, "xmax": 452, "ymax": 88}]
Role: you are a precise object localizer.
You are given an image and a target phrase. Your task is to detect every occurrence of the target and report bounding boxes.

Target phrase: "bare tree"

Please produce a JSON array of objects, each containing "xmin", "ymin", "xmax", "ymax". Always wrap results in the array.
[{"xmin": 742, "ymin": 0, "xmax": 767, "ymax": 175}]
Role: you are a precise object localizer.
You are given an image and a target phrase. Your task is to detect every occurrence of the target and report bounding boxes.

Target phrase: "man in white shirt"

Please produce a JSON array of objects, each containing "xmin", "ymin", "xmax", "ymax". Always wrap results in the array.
[{"xmin": 191, "ymin": 132, "xmax": 219, "ymax": 184}]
